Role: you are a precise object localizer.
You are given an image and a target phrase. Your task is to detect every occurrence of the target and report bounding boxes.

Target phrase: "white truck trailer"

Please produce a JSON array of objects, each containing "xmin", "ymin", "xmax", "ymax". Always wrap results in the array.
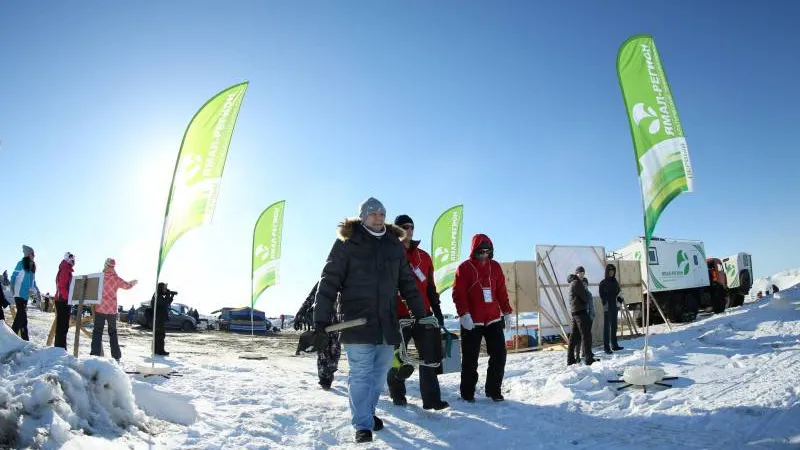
[{"xmin": 612, "ymin": 237, "xmax": 709, "ymax": 324}]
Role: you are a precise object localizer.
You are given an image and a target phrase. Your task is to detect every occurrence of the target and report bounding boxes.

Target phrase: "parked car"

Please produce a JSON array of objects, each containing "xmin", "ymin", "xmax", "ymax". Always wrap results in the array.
[
  {"xmin": 135, "ymin": 304, "xmax": 197, "ymax": 331},
  {"xmin": 212, "ymin": 307, "xmax": 278, "ymax": 333}
]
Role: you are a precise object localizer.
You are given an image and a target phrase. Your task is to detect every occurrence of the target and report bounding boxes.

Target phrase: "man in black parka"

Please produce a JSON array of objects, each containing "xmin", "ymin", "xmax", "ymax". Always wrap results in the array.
[{"xmin": 313, "ymin": 197, "xmax": 427, "ymax": 444}]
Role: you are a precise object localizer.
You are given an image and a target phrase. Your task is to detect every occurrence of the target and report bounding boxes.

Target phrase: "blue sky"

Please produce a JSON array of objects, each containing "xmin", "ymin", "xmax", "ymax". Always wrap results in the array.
[{"xmin": 1, "ymin": 1, "xmax": 798, "ymax": 316}]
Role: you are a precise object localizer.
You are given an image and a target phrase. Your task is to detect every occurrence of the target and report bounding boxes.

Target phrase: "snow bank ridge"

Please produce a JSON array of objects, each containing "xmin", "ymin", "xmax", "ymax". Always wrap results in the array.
[{"xmin": 0, "ymin": 325, "xmax": 148, "ymax": 449}]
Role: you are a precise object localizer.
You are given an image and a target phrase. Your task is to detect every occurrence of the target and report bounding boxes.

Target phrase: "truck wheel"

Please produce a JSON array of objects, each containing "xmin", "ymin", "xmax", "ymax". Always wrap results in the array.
[
  {"xmin": 739, "ymin": 270, "xmax": 752, "ymax": 293},
  {"xmin": 669, "ymin": 296, "xmax": 684, "ymax": 323},
  {"xmin": 182, "ymin": 321, "xmax": 194, "ymax": 331},
  {"xmin": 711, "ymin": 285, "xmax": 726, "ymax": 314},
  {"xmin": 684, "ymin": 294, "xmax": 699, "ymax": 322}
]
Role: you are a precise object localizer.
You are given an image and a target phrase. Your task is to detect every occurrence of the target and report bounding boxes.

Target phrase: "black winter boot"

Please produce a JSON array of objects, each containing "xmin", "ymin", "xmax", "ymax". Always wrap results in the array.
[
  {"xmin": 355, "ymin": 430, "xmax": 372, "ymax": 443},
  {"xmin": 423, "ymin": 400, "xmax": 450, "ymax": 410},
  {"xmin": 372, "ymin": 416, "xmax": 384, "ymax": 431}
]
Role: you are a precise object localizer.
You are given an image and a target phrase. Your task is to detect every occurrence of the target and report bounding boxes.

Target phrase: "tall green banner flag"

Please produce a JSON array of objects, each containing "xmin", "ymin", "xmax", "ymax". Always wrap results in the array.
[
  {"xmin": 252, "ymin": 200, "xmax": 286, "ymax": 307},
  {"xmin": 158, "ymin": 82, "xmax": 249, "ymax": 274},
  {"xmin": 431, "ymin": 205, "xmax": 463, "ymax": 294},
  {"xmin": 617, "ymin": 36, "xmax": 693, "ymax": 245}
]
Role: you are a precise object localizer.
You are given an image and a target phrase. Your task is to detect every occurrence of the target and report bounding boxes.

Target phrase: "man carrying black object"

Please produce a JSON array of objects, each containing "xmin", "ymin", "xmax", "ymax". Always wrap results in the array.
[
  {"xmin": 151, "ymin": 282, "xmax": 176, "ymax": 356},
  {"xmin": 311, "ymin": 197, "xmax": 428, "ymax": 444},
  {"xmin": 567, "ymin": 266, "xmax": 596, "ymax": 366},
  {"xmin": 599, "ymin": 264, "xmax": 624, "ymax": 354},
  {"xmin": 386, "ymin": 214, "xmax": 448, "ymax": 410},
  {"xmin": 295, "ymin": 282, "xmax": 342, "ymax": 390}
]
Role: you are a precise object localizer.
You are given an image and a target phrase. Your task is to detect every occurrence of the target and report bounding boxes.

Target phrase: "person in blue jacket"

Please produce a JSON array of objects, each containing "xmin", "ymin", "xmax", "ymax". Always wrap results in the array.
[{"xmin": 10, "ymin": 245, "xmax": 40, "ymax": 341}]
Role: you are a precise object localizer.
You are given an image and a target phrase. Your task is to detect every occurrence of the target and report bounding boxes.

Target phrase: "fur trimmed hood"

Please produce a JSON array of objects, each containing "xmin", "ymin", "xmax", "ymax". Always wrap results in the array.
[
  {"xmin": 337, "ymin": 218, "xmax": 406, "ymax": 242},
  {"xmin": 336, "ymin": 218, "xmax": 406, "ymax": 242}
]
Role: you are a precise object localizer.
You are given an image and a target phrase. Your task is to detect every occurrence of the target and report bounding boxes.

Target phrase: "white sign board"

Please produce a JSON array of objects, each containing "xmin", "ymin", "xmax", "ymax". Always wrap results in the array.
[{"xmin": 535, "ymin": 245, "xmax": 606, "ymax": 342}]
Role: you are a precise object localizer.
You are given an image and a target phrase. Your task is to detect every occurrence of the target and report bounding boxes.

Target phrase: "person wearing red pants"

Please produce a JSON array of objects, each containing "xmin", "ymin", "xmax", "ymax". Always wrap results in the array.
[{"xmin": 453, "ymin": 234, "xmax": 512, "ymax": 402}]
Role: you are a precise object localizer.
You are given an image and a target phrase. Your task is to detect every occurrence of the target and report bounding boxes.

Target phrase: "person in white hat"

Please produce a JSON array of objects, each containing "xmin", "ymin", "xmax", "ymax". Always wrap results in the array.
[{"xmin": 54, "ymin": 252, "xmax": 76, "ymax": 350}]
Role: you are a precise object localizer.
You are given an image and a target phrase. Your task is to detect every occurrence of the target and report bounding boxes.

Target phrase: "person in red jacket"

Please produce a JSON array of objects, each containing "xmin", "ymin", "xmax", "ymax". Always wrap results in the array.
[
  {"xmin": 453, "ymin": 234, "xmax": 512, "ymax": 402},
  {"xmin": 91, "ymin": 258, "xmax": 137, "ymax": 362},
  {"xmin": 54, "ymin": 252, "xmax": 75, "ymax": 350},
  {"xmin": 387, "ymin": 214, "xmax": 448, "ymax": 411}
]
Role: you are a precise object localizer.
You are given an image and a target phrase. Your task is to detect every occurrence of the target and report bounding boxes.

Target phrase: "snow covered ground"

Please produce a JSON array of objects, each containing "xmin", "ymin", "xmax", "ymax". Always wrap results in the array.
[{"xmin": 2, "ymin": 280, "xmax": 800, "ymax": 449}]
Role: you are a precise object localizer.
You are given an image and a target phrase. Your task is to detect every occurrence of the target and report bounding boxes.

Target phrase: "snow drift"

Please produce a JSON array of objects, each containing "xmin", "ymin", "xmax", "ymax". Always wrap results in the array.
[
  {"xmin": 749, "ymin": 268, "xmax": 800, "ymax": 300},
  {"xmin": 0, "ymin": 324, "xmax": 148, "ymax": 448}
]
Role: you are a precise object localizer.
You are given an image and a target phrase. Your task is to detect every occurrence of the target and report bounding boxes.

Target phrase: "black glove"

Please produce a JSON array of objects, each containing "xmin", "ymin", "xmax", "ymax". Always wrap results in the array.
[
  {"xmin": 293, "ymin": 318, "xmax": 302, "ymax": 331},
  {"xmin": 297, "ymin": 322, "xmax": 330, "ymax": 353},
  {"xmin": 617, "ymin": 296, "xmax": 624, "ymax": 304}
]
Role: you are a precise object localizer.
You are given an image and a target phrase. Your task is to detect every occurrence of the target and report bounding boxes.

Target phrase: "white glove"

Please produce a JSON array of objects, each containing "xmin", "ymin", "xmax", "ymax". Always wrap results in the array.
[
  {"xmin": 503, "ymin": 314, "xmax": 513, "ymax": 329},
  {"xmin": 459, "ymin": 313, "xmax": 474, "ymax": 330}
]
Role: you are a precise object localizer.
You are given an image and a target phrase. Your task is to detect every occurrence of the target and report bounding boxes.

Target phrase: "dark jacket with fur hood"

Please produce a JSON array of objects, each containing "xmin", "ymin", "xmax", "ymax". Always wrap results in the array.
[{"xmin": 314, "ymin": 219, "xmax": 427, "ymax": 345}]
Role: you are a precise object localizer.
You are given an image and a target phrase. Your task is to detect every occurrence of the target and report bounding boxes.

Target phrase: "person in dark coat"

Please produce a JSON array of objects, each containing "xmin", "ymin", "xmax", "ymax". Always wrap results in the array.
[
  {"xmin": 151, "ymin": 282, "xmax": 175, "ymax": 356},
  {"xmin": 0, "ymin": 276, "xmax": 9, "ymax": 323},
  {"xmin": 295, "ymin": 282, "xmax": 343, "ymax": 390},
  {"xmin": 567, "ymin": 266, "xmax": 596, "ymax": 366},
  {"xmin": 569, "ymin": 275, "xmax": 594, "ymax": 362},
  {"xmin": 599, "ymin": 263, "xmax": 624, "ymax": 354},
  {"xmin": 294, "ymin": 284, "xmax": 318, "ymax": 334},
  {"xmin": 387, "ymin": 214, "xmax": 448, "ymax": 411},
  {"xmin": 312, "ymin": 197, "xmax": 427, "ymax": 444}
]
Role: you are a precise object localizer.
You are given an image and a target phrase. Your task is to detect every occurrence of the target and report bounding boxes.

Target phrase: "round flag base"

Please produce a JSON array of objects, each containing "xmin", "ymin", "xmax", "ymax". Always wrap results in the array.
[
  {"xmin": 239, "ymin": 352, "xmax": 269, "ymax": 360},
  {"xmin": 622, "ymin": 366, "xmax": 666, "ymax": 386},
  {"xmin": 135, "ymin": 362, "xmax": 172, "ymax": 376}
]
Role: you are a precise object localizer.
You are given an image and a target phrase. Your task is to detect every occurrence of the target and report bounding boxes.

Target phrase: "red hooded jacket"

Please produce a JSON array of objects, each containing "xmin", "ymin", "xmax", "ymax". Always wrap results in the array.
[
  {"xmin": 55, "ymin": 259, "xmax": 74, "ymax": 302},
  {"xmin": 452, "ymin": 234, "xmax": 512, "ymax": 326},
  {"xmin": 396, "ymin": 241, "xmax": 436, "ymax": 318}
]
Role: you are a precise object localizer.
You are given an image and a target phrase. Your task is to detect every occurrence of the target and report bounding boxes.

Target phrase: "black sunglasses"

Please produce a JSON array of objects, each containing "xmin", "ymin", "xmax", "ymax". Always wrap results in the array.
[{"xmin": 401, "ymin": 224, "xmax": 414, "ymax": 230}]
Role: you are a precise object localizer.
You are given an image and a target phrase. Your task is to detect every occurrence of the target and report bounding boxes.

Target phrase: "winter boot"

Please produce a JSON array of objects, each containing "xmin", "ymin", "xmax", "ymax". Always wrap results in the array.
[
  {"xmin": 355, "ymin": 430, "xmax": 372, "ymax": 443},
  {"xmin": 423, "ymin": 400, "xmax": 450, "ymax": 410},
  {"xmin": 372, "ymin": 416, "xmax": 384, "ymax": 431},
  {"xmin": 487, "ymin": 392, "xmax": 505, "ymax": 402}
]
